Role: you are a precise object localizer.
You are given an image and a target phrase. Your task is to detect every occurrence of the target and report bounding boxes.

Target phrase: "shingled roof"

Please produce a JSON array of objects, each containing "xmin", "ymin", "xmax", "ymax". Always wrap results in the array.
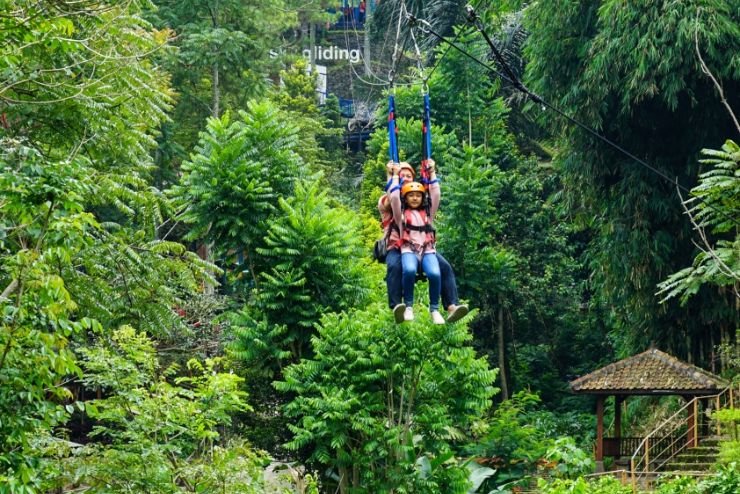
[{"xmin": 570, "ymin": 348, "xmax": 727, "ymax": 395}]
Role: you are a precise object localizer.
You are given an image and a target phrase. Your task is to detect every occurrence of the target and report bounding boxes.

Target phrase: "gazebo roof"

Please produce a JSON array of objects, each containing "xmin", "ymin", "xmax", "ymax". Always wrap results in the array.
[{"xmin": 570, "ymin": 348, "xmax": 727, "ymax": 395}]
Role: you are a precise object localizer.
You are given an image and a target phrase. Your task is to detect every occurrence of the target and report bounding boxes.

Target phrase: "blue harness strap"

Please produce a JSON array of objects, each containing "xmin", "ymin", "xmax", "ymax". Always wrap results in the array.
[
  {"xmin": 388, "ymin": 94, "xmax": 400, "ymax": 163},
  {"xmin": 420, "ymin": 92, "xmax": 432, "ymax": 184}
]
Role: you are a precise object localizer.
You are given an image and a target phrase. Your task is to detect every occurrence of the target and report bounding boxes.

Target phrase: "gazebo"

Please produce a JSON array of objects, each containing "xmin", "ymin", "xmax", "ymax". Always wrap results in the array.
[{"xmin": 570, "ymin": 348, "xmax": 728, "ymax": 468}]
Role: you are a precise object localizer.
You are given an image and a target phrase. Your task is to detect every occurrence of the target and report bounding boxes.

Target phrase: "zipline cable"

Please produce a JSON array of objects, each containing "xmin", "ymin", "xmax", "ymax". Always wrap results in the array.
[
  {"xmin": 412, "ymin": 8, "xmax": 740, "ymax": 228},
  {"xmin": 402, "ymin": 1, "xmax": 434, "ymax": 182},
  {"xmin": 408, "ymin": 0, "xmax": 485, "ymax": 85},
  {"xmin": 403, "ymin": 1, "xmax": 425, "ymax": 84},
  {"xmin": 342, "ymin": 1, "xmax": 407, "ymax": 87},
  {"xmin": 387, "ymin": 0, "xmax": 407, "ymax": 163}
]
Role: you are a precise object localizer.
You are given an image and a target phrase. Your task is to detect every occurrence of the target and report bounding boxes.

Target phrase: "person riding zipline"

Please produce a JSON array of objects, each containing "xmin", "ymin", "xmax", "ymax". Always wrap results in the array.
[
  {"xmin": 381, "ymin": 84, "xmax": 467, "ymax": 324},
  {"xmin": 378, "ymin": 160, "xmax": 468, "ymax": 324}
]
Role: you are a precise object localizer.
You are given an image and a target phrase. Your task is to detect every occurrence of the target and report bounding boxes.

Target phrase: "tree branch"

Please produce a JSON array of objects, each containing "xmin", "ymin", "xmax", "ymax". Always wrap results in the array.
[
  {"xmin": 0, "ymin": 279, "xmax": 18, "ymax": 300},
  {"xmin": 695, "ymin": 9, "xmax": 740, "ymax": 137}
]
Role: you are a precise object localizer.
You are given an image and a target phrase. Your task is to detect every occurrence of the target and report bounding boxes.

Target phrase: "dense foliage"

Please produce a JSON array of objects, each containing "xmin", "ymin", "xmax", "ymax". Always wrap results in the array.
[
  {"xmin": 1, "ymin": 0, "xmax": 738, "ymax": 493},
  {"xmin": 276, "ymin": 305, "xmax": 497, "ymax": 493},
  {"xmin": 523, "ymin": 0, "xmax": 739, "ymax": 361}
]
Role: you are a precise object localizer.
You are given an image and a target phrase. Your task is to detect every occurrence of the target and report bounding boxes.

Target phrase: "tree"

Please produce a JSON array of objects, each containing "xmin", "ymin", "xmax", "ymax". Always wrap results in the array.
[
  {"xmin": 275, "ymin": 304, "xmax": 498, "ymax": 494},
  {"xmin": 463, "ymin": 392, "xmax": 557, "ymax": 490},
  {"xmin": 0, "ymin": 3, "xmax": 220, "ymax": 488},
  {"xmin": 658, "ymin": 140, "xmax": 740, "ymax": 303},
  {"xmin": 368, "ymin": 0, "xmax": 467, "ymax": 59},
  {"xmin": 42, "ymin": 326, "xmax": 282, "ymax": 493},
  {"xmin": 438, "ymin": 144, "xmax": 585, "ymax": 403},
  {"xmin": 229, "ymin": 179, "xmax": 372, "ymax": 368},
  {"xmin": 151, "ymin": 0, "xmax": 296, "ymax": 147},
  {"xmin": 270, "ymin": 59, "xmax": 347, "ymax": 179},
  {"xmin": 0, "ymin": 146, "xmax": 96, "ymax": 492},
  {"xmin": 0, "ymin": 0, "xmax": 174, "ymax": 163},
  {"xmin": 171, "ymin": 101, "xmax": 305, "ymax": 285},
  {"xmin": 421, "ymin": 28, "xmax": 514, "ymax": 153},
  {"xmin": 0, "ymin": 141, "xmax": 217, "ymax": 493},
  {"xmin": 523, "ymin": 0, "xmax": 740, "ymax": 363}
]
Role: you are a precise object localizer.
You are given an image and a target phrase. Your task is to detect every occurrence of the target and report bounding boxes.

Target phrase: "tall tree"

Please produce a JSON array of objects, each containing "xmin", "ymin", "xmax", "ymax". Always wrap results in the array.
[
  {"xmin": 152, "ymin": 0, "xmax": 296, "ymax": 148},
  {"xmin": 658, "ymin": 140, "xmax": 740, "ymax": 305},
  {"xmin": 229, "ymin": 179, "xmax": 372, "ymax": 368},
  {"xmin": 46, "ymin": 327, "xmax": 277, "ymax": 493},
  {"xmin": 0, "ymin": 0, "xmax": 174, "ymax": 162},
  {"xmin": 171, "ymin": 101, "xmax": 305, "ymax": 285},
  {"xmin": 0, "ymin": 2, "xmax": 219, "ymax": 488},
  {"xmin": 523, "ymin": 0, "xmax": 740, "ymax": 363},
  {"xmin": 275, "ymin": 304, "xmax": 497, "ymax": 494}
]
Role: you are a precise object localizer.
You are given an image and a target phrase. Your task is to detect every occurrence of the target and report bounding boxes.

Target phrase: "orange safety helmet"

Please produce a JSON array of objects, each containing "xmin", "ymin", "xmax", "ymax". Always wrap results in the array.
[
  {"xmin": 401, "ymin": 181, "xmax": 425, "ymax": 197},
  {"xmin": 398, "ymin": 162, "xmax": 416, "ymax": 178}
]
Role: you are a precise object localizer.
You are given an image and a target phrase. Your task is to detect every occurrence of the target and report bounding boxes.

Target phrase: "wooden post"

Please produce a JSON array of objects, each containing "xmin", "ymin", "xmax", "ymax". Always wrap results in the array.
[
  {"xmin": 630, "ymin": 458, "xmax": 637, "ymax": 493},
  {"xmin": 687, "ymin": 397, "xmax": 696, "ymax": 448},
  {"xmin": 693, "ymin": 399, "xmax": 699, "ymax": 447},
  {"xmin": 596, "ymin": 396, "xmax": 605, "ymax": 462},
  {"xmin": 730, "ymin": 386, "xmax": 734, "ymax": 410},
  {"xmin": 644, "ymin": 437, "xmax": 650, "ymax": 476},
  {"xmin": 716, "ymin": 395, "xmax": 722, "ymax": 435},
  {"xmin": 615, "ymin": 395, "xmax": 623, "ymax": 456}
]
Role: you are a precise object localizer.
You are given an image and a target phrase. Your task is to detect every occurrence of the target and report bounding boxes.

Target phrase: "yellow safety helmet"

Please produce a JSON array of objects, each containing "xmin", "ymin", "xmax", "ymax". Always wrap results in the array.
[{"xmin": 401, "ymin": 181, "xmax": 425, "ymax": 197}]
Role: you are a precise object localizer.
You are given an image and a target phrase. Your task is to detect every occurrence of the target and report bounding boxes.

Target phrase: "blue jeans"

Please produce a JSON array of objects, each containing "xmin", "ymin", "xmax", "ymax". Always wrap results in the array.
[
  {"xmin": 402, "ymin": 252, "xmax": 441, "ymax": 311},
  {"xmin": 386, "ymin": 250, "xmax": 459, "ymax": 309}
]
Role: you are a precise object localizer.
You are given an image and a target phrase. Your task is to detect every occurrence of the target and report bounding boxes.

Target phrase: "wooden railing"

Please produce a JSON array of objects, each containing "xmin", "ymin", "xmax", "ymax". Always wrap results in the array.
[
  {"xmin": 604, "ymin": 436, "xmax": 678, "ymax": 458},
  {"xmin": 629, "ymin": 385, "xmax": 738, "ymax": 492}
]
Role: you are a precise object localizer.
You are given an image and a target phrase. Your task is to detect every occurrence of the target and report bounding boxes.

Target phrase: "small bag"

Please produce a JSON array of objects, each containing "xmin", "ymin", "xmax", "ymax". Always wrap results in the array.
[{"xmin": 372, "ymin": 237, "xmax": 388, "ymax": 263}]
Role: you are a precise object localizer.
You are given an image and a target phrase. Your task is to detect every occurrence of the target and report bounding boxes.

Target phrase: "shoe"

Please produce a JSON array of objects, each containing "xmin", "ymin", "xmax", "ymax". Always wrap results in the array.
[
  {"xmin": 430, "ymin": 310, "xmax": 445, "ymax": 325},
  {"xmin": 392, "ymin": 304, "xmax": 406, "ymax": 324},
  {"xmin": 403, "ymin": 307, "xmax": 414, "ymax": 321},
  {"xmin": 446, "ymin": 304, "xmax": 469, "ymax": 323}
]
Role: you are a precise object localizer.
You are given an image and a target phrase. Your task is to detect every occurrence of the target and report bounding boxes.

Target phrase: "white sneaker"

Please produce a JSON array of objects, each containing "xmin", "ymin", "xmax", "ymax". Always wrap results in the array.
[
  {"xmin": 403, "ymin": 307, "xmax": 414, "ymax": 321},
  {"xmin": 430, "ymin": 310, "xmax": 445, "ymax": 325}
]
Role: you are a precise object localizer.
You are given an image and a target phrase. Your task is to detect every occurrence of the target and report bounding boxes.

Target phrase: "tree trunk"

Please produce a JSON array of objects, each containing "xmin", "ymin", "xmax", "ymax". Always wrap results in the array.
[
  {"xmin": 466, "ymin": 82, "xmax": 472, "ymax": 146},
  {"xmin": 497, "ymin": 296, "xmax": 509, "ymax": 400},
  {"xmin": 720, "ymin": 324, "xmax": 728, "ymax": 372},
  {"xmin": 210, "ymin": 0, "xmax": 220, "ymax": 118},
  {"xmin": 352, "ymin": 464, "xmax": 360, "ymax": 489},
  {"xmin": 338, "ymin": 465, "xmax": 349, "ymax": 494},
  {"xmin": 686, "ymin": 329, "xmax": 693, "ymax": 364},
  {"xmin": 212, "ymin": 63, "xmax": 220, "ymax": 118},
  {"xmin": 309, "ymin": 22, "xmax": 316, "ymax": 67},
  {"xmin": 710, "ymin": 328, "xmax": 716, "ymax": 374}
]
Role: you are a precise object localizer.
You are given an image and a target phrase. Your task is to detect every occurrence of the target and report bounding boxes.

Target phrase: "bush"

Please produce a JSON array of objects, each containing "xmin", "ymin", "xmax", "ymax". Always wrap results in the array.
[
  {"xmin": 544, "ymin": 438, "xmax": 595, "ymax": 479},
  {"xmin": 712, "ymin": 409, "xmax": 740, "ymax": 463},
  {"xmin": 537, "ymin": 476, "xmax": 631, "ymax": 494}
]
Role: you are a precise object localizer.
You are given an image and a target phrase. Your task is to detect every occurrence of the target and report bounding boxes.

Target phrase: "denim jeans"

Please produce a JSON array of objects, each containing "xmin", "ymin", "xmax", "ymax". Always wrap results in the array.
[
  {"xmin": 386, "ymin": 250, "xmax": 459, "ymax": 309},
  {"xmin": 401, "ymin": 252, "xmax": 441, "ymax": 311}
]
